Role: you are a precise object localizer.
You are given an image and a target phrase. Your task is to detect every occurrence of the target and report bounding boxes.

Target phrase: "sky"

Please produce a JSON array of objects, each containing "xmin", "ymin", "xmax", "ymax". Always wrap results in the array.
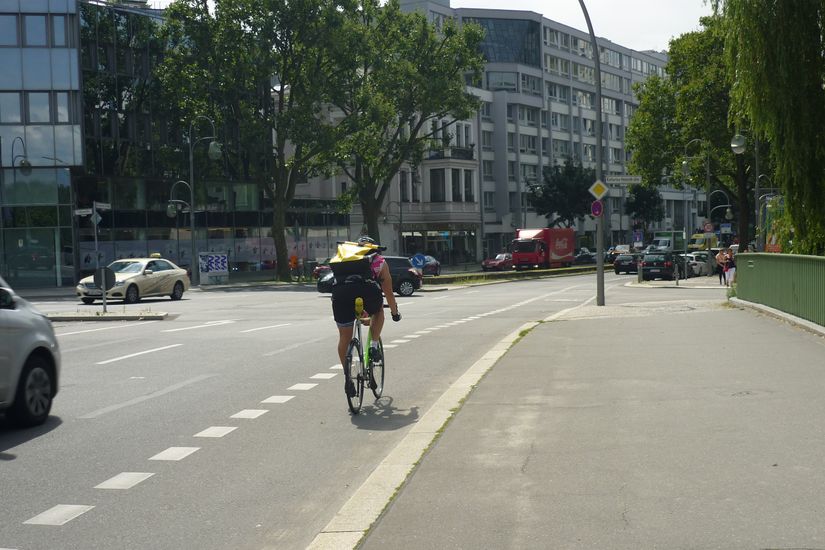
[{"xmin": 147, "ymin": 0, "xmax": 713, "ymax": 53}]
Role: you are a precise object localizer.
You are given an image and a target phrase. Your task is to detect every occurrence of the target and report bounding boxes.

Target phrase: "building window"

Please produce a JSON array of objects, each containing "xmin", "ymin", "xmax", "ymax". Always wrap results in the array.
[
  {"xmin": 519, "ymin": 106, "xmax": 537, "ymax": 127},
  {"xmin": 430, "ymin": 168, "xmax": 446, "ymax": 202},
  {"xmin": 519, "ymin": 134, "xmax": 537, "ymax": 154},
  {"xmin": 400, "ymin": 171, "xmax": 410, "ymax": 202},
  {"xmin": 452, "ymin": 168, "xmax": 462, "ymax": 201},
  {"xmin": 27, "ymin": 92, "xmax": 50, "ymax": 123},
  {"xmin": 0, "ymin": 92, "xmax": 22, "ymax": 123},
  {"xmin": 481, "ymin": 130, "xmax": 493, "ymax": 151},
  {"xmin": 464, "ymin": 170, "xmax": 474, "ymax": 202},
  {"xmin": 483, "ymin": 191, "xmax": 495, "ymax": 212},
  {"xmin": 507, "ymin": 161, "xmax": 516, "ymax": 181},
  {"xmin": 0, "ymin": 15, "xmax": 18, "ymax": 46},
  {"xmin": 482, "ymin": 160, "xmax": 494, "ymax": 180},
  {"xmin": 24, "ymin": 15, "xmax": 47, "ymax": 47},
  {"xmin": 55, "ymin": 92, "xmax": 70, "ymax": 123},
  {"xmin": 52, "ymin": 15, "xmax": 67, "ymax": 47},
  {"xmin": 481, "ymin": 102, "xmax": 492, "ymax": 121},
  {"xmin": 487, "ymin": 71, "xmax": 517, "ymax": 92},
  {"xmin": 507, "ymin": 132, "xmax": 515, "ymax": 152}
]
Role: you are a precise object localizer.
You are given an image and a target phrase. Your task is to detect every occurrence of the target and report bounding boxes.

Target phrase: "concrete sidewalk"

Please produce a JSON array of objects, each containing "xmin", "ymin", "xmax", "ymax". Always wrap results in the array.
[{"xmin": 357, "ymin": 298, "xmax": 825, "ymax": 549}]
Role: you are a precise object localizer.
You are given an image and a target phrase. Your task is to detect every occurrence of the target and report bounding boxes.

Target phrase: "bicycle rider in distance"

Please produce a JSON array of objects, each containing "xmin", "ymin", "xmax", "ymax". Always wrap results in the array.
[{"xmin": 330, "ymin": 236, "xmax": 401, "ymax": 397}]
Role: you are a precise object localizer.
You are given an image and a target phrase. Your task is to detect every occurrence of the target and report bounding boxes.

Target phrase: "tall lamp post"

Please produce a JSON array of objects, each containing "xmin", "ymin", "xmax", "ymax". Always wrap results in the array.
[
  {"xmin": 167, "ymin": 180, "xmax": 194, "ymax": 281},
  {"xmin": 187, "ymin": 115, "xmax": 222, "ymax": 285},
  {"xmin": 577, "ymin": 0, "xmax": 605, "ymax": 305},
  {"xmin": 730, "ymin": 133, "xmax": 763, "ymax": 250}
]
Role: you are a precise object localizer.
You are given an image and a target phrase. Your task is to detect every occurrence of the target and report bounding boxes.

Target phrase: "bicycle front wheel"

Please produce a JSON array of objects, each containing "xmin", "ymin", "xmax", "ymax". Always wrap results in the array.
[
  {"xmin": 344, "ymin": 340, "xmax": 364, "ymax": 414},
  {"xmin": 370, "ymin": 338, "xmax": 384, "ymax": 399}
]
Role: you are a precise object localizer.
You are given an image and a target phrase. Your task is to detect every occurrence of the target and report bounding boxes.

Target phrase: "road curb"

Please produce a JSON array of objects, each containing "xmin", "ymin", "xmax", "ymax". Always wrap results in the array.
[
  {"xmin": 47, "ymin": 313, "xmax": 168, "ymax": 321},
  {"xmin": 730, "ymin": 297, "xmax": 825, "ymax": 338},
  {"xmin": 305, "ymin": 321, "xmax": 539, "ymax": 550}
]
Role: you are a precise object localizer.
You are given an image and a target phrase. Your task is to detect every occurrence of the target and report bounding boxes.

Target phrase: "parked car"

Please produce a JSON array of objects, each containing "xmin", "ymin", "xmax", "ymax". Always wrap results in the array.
[
  {"xmin": 0, "ymin": 275, "xmax": 61, "ymax": 427},
  {"xmin": 687, "ymin": 251, "xmax": 712, "ymax": 276},
  {"xmin": 76, "ymin": 255, "xmax": 190, "ymax": 304},
  {"xmin": 420, "ymin": 255, "xmax": 441, "ymax": 276},
  {"xmin": 481, "ymin": 253, "xmax": 513, "ymax": 271},
  {"xmin": 641, "ymin": 252, "xmax": 684, "ymax": 281},
  {"xmin": 573, "ymin": 249, "xmax": 597, "ymax": 265},
  {"xmin": 317, "ymin": 256, "xmax": 422, "ymax": 296},
  {"xmin": 613, "ymin": 253, "xmax": 640, "ymax": 274},
  {"xmin": 607, "ymin": 244, "xmax": 633, "ymax": 264},
  {"xmin": 312, "ymin": 258, "xmax": 331, "ymax": 279}
]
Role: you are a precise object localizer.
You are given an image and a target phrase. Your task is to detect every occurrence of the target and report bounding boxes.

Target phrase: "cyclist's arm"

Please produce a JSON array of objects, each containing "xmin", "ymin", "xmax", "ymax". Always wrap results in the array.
[{"xmin": 376, "ymin": 262, "xmax": 399, "ymax": 315}]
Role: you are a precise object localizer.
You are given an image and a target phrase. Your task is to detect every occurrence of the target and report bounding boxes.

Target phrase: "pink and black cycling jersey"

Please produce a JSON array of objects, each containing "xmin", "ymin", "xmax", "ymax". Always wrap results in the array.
[{"xmin": 370, "ymin": 254, "xmax": 385, "ymax": 280}]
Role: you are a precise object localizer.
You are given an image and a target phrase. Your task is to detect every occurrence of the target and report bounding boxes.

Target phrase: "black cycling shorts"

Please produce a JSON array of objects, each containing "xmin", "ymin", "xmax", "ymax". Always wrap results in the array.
[{"xmin": 331, "ymin": 279, "xmax": 382, "ymax": 327}]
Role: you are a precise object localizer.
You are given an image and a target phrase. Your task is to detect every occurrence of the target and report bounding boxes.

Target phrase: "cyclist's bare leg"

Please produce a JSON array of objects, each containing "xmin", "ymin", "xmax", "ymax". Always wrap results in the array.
[
  {"xmin": 369, "ymin": 308, "xmax": 385, "ymax": 344},
  {"xmin": 337, "ymin": 325, "xmax": 354, "ymax": 366}
]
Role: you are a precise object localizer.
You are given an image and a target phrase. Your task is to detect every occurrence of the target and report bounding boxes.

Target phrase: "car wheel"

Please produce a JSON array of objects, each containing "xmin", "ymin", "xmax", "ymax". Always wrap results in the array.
[
  {"xmin": 397, "ymin": 280, "xmax": 415, "ymax": 297},
  {"xmin": 8, "ymin": 355, "xmax": 54, "ymax": 427},
  {"xmin": 81, "ymin": 298, "xmax": 95, "ymax": 304},
  {"xmin": 170, "ymin": 281, "xmax": 184, "ymax": 301},
  {"xmin": 125, "ymin": 284, "xmax": 140, "ymax": 304}
]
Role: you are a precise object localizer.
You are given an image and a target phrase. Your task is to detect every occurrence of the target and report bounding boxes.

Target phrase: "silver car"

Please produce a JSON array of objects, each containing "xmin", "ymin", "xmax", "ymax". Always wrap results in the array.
[{"xmin": 0, "ymin": 276, "xmax": 61, "ymax": 427}]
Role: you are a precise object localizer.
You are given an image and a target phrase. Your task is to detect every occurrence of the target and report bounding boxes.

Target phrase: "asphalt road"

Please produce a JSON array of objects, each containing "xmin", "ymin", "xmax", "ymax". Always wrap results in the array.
[{"xmin": 0, "ymin": 273, "xmax": 715, "ymax": 550}]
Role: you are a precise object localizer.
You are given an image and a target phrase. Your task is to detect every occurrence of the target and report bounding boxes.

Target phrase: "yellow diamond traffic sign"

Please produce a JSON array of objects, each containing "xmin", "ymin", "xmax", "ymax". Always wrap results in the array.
[{"xmin": 589, "ymin": 179, "xmax": 608, "ymax": 200}]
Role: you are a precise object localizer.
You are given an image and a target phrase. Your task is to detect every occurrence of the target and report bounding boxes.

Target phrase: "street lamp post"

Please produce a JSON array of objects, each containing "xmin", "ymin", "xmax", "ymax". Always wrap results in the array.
[
  {"xmin": 188, "ymin": 115, "xmax": 222, "ymax": 285},
  {"xmin": 168, "ymin": 180, "xmax": 194, "ymax": 282},
  {"xmin": 730, "ymin": 133, "xmax": 762, "ymax": 250}
]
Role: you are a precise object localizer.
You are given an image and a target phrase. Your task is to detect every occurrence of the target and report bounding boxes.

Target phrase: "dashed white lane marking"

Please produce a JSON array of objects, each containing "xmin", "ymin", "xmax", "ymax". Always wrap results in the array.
[
  {"xmin": 162, "ymin": 320, "xmax": 236, "ymax": 333},
  {"xmin": 330, "ymin": 364, "xmax": 343, "ymax": 370},
  {"xmin": 465, "ymin": 290, "xmax": 480, "ymax": 294},
  {"xmin": 23, "ymin": 505, "xmax": 95, "ymax": 525},
  {"xmin": 149, "ymin": 447, "xmax": 200, "ymax": 461},
  {"xmin": 231, "ymin": 409, "xmax": 268, "ymax": 419},
  {"xmin": 311, "ymin": 373, "xmax": 337, "ymax": 380},
  {"xmin": 240, "ymin": 323, "xmax": 290, "ymax": 333},
  {"xmin": 80, "ymin": 375, "xmax": 215, "ymax": 419},
  {"xmin": 402, "ymin": 335, "xmax": 421, "ymax": 339},
  {"xmin": 432, "ymin": 296, "xmax": 450, "ymax": 301},
  {"xmin": 194, "ymin": 426, "xmax": 237, "ymax": 438},
  {"xmin": 95, "ymin": 472, "xmax": 154, "ymax": 490},
  {"xmin": 414, "ymin": 330, "xmax": 432, "ymax": 334},
  {"xmin": 57, "ymin": 322, "xmax": 157, "ymax": 337},
  {"xmin": 261, "ymin": 395, "xmax": 294, "ymax": 404},
  {"xmin": 383, "ymin": 344, "xmax": 397, "ymax": 349},
  {"xmin": 264, "ymin": 336, "xmax": 326, "ymax": 357},
  {"xmin": 390, "ymin": 339, "xmax": 409, "ymax": 344},
  {"xmin": 288, "ymin": 383, "xmax": 317, "ymax": 391},
  {"xmin": 96, "ymin": 344, "xmax": 182, "ymax": 365}
]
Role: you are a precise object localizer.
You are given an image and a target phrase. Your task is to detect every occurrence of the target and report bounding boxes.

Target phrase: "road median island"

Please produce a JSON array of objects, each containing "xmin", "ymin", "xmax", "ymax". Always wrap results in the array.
[{"xmin": 422, "ymin": 265, "xmax": 598, "ymax": 287}]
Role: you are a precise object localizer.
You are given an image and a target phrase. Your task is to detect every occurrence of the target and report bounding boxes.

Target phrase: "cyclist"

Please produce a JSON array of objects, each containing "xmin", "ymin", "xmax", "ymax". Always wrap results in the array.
[{"xmin": 331, "ymin": 236, "xmax": 401, "ymax": 396}]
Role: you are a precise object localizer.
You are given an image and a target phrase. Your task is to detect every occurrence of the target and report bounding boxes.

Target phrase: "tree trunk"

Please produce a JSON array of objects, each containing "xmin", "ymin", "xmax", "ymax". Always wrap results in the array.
[
  {"xmin": 272, "ymin": 199, "xmax": 291, "ymax": 282},
  {"xmin": 363, "ymin": 196, "xmax": 381, "ymax": 244}
]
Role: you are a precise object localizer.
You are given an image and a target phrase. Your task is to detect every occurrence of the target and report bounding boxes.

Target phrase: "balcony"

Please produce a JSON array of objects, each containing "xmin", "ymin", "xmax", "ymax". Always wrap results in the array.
[{"xmin": 426, "ymin": 145, "xmax": 475, "ymax": 161}]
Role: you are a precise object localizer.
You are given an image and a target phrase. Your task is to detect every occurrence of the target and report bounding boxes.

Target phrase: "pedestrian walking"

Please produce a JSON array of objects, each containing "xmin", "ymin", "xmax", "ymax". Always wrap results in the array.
[
  {"xmin": 715, "ymin": 248, "xmax": 726, "ymax": 285},
  {"xmin": 724, "ymin": 248, "xmax": 736, "ymax": 286}
]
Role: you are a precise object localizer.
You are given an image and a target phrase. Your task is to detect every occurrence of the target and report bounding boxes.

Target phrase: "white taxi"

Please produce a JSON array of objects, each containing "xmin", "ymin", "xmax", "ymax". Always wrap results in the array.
[{"xmin": 76, "ymin": 255, "xmax": 190, "ymax": 304}]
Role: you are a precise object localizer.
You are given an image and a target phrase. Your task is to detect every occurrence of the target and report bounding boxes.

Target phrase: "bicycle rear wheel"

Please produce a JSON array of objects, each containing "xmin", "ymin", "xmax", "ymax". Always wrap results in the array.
[
  {"xmin": 344, "ymin": 340, "xmax": 364, "ymax": 414},
  {"xmin": 370, "ymin": 338, "xmax": 384, "ymax": 399}
]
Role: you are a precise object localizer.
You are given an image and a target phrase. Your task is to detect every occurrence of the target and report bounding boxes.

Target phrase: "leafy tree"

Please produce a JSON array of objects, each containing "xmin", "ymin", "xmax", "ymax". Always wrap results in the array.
[
  {"xmin": 724, "ymin": 1, "xmax": 825, "ymax": 254},
  {"xmin": 624, "ymin": 184, "xmax": 664, "ymax": 239},
  {"xmin": 158, "ymin": 0, "xmax": 344, "ymax": 281},
  {"xmin": 626, "ymin": 14, "xmax": 755, "ymax": 245},
  {"xmin": 529, "ymin": 159, "xmax": 594, "ymax": 227},
  {"xmin": 326, "ymin": 0, "xmax": 484, "ymax": 240}
]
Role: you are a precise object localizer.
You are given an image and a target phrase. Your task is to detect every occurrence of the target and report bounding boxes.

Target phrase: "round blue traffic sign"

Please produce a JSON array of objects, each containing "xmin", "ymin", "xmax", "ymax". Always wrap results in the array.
[{"xmin": 411, "ymin": 253, "xmax": 426, "ymax": 269}]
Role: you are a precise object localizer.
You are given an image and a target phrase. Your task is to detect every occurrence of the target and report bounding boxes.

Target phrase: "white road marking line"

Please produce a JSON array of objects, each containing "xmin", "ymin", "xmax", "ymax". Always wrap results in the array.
[
  {"xmin": 402, "ymin": 335, "xmax": 421, "ymax": 339},
  {"xmin": 194, "ymin": 426, "xmax": 237, "ymax": 438},
  {"xmin": 149, "ymin": 447, "xmax": 200, "ymax": 461},
  {"xmin": 390, "ymin": 339, "xmax": 409, "ymax": 344},
  {"xmin": 232, "ymin": 409, "xmax": 269, "ymax": 419},
  {"xmin": 57, "ymin": 322, "xmax": 157, "ymax": 337},
  {"xmin": 415, "ymin": 330, "xmax": 432, "ymax": 334},
  {"xmin": 383, "ymin": 344, "xmax": 397, "ymax": 349},
  {"xmin": 261, "ymin": 395, "xmax": 295, "ymax": 404},
  {"xmin": 432, "ymin": 296, "xmax": 450, "ymax": 300},
  {"xmin": 80, "ymin": 374, "xmax": 215, "ymax": 419},
  {"xmin": 288, "ymin": 383, "xmax": 317, "ymax": 391},
  {"xmin": 434, "ymin": 324, "xmax": 450, "ymax": 328},
  {"xmin": 23, "ymin": 504, "xmax": 95, "ymax": 526},
  {"xmin": 311, "ymin": 373, "xmax": 337, "ymax": 380},
  {"xmin": 240, "ymin": 323, "xmax": 290, "ymax": 333},
  {"xmin": 62, "ymin": 338, "xmax": 139, "ymax": 353},
  {"xmin": 465, "ymin": 290, "xmax": 480, "ymax": 294},
  {"xmin": 95, "ymin": 472, "xmax": 154, "ymax": 490},
  {"xmin": 330, "ymin": 364, "xmax": 343, "ymax": 370},
  {"xmin": 96, "ymin": 344, "xmax": 182, "ymax": 365},
  {"xmin": 263, "ymin": 336, "xmax": 326, "ymax": 357},
  {"xmin": 161, "ymin": 320, "xmax": 236, "ymax": 333}
]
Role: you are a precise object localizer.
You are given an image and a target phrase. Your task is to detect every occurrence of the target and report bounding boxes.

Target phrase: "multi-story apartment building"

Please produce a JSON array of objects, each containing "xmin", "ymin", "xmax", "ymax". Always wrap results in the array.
[{"xmin": 392, "ymin": 0, "xmax": 707, "ymax": 258}]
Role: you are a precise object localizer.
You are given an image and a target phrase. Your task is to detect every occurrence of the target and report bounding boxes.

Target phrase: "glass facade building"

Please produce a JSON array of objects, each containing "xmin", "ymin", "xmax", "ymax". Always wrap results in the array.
[{"xmin": 0, "ymin": 0, "xmax": 346, "ymax": 288}]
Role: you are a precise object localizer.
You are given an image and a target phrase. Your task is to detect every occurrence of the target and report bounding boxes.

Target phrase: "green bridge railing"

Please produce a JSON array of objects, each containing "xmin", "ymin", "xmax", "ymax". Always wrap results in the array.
[{"xmin": 736, "ymin": 253, "xmax": 825, "ymax": 327}]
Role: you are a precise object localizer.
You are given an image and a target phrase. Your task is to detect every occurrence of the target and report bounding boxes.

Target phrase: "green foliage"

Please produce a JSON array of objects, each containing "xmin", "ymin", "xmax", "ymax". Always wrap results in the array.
[
  {"xmin": 529, "ymin": 159, "xmax": 594, "ymax": 227},
  {"xmin": 326, "ymin": 0, "xmax": 484, "ymax": 240},
  {"xmin": 625, "ymin": 75, "xmax": 678, "ymax": 184},
  {"xmin": 624, "ymin": 184, "xmax": 664, "ymax": 235},
  {"xmin": 724, "ymin": 1, "xmax": 825, "ymax": 254}
]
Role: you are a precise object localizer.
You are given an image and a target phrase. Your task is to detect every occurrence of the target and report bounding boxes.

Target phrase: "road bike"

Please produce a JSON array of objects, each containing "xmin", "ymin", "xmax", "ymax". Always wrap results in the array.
[{"xmin": 344, "ymin": 297, "xmax": 385, "ymax": 414}]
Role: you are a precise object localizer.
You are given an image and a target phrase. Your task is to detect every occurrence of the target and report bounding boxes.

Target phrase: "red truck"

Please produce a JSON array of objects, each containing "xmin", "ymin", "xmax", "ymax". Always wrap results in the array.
[{"xmin": 510, "ymin": 227, "xmax": 575, "ymax": 270}]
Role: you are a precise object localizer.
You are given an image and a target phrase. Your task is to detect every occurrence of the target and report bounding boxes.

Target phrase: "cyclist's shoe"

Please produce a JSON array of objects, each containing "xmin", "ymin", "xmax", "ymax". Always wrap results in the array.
[
  {"xmin": 369, "ymin": 346, "xmax": 383, "ymax": 365},
  {"xmin": 345, "ymin": 380, "xmax": 356, "ymax": 397}
]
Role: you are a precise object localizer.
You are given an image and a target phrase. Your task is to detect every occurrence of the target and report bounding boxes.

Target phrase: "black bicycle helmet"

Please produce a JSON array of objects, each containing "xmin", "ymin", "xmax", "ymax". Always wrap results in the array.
[{"xmin": 357, "ymin": 236, "xmax": 377, "ymax": 246}]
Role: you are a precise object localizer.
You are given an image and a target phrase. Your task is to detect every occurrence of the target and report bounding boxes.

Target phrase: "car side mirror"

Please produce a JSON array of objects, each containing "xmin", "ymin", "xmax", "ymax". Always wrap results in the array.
[
  {"xmin": 144, "ymin": 269, "xmax": 153, "ymax": 275},
  {"xmin": 0, "ymin": 288, "xmax": 16, "ymax": 309}
]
